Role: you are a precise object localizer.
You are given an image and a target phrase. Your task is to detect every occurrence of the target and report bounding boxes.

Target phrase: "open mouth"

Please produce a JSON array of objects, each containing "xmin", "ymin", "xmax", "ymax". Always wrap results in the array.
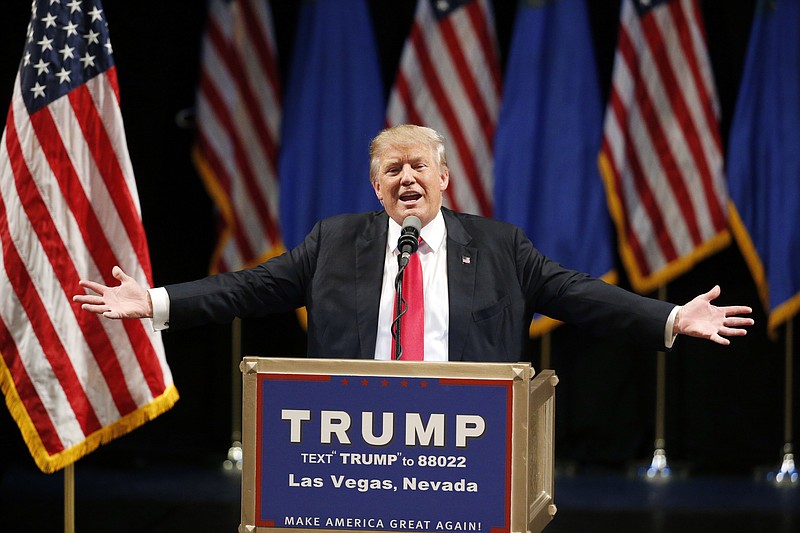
[{"xmin": 399, "ymin": 191, "xmax": 422, "ymax": 203}]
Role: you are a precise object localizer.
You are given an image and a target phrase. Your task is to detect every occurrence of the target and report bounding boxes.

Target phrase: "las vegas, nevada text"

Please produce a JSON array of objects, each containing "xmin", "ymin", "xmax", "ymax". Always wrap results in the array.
[{"xmin": 281, "ymin": 409, "xmax": 486, "ymax": 493}]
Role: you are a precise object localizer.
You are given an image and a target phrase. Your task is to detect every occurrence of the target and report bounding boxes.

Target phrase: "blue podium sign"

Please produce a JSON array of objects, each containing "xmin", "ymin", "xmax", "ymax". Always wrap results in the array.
[{"xmin": 240, "ymin": 358, "xmax": 557, "ymax": 533}]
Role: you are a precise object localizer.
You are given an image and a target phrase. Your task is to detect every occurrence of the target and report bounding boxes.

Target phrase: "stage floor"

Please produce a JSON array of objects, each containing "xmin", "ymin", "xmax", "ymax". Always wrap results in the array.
[{"xmin": 1, "ymin": 460, "xmax": 798, "ymax": 532}]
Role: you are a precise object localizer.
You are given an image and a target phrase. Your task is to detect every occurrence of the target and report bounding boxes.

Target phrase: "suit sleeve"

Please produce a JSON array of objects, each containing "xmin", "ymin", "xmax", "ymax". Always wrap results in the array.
[
  {"xmin": 163, "ymin": 221, "xmax": 323, "ymax": 330},
  {"xmin": 514, "ymin": 227, "xmax": 675, "ymax": 351}
]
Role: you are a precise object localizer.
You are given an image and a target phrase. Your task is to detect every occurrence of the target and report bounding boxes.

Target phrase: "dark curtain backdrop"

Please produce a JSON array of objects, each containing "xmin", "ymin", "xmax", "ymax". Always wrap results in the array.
[{"xmin": 1, "ymin": 1, "xmax": 790, "ymax": 476}]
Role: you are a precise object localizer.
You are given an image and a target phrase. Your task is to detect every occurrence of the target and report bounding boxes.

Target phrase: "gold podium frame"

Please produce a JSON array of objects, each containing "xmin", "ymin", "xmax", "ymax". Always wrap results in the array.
[{"xmin": 239, "ymin": 358, "xmax": 558, "ymax": 533}]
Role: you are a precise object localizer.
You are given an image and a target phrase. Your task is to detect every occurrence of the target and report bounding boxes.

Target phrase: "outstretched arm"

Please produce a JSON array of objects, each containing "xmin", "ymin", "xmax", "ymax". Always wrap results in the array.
[
  {"xmin": 73, "ymin": 266, "xmax": 153, "ymax": 319},
  {"xmin": 673, "ymin": 285, "xmax": 753, "ymax": 345}
]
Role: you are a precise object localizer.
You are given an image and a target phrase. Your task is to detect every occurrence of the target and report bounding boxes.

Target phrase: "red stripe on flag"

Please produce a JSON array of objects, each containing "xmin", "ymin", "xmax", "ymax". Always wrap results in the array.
[
  {"xmin": 464, "ymin": 1, "xmax": 501, "ymax": 98},
  {"xmin": 28, "ymin": 110, "xmax": 118, "ymax": 276},
  {"xmin": 5, "ymin": 107, "xmax": 139, "ymax": 417},
  {"xmin": 207, "ymin": 17, "xmax": 280, "ymax": 178},
  {"xmin": 601, "ymin": 135, "xmax": 652, "ymax": 276},
  {"xmin": 201, "ymin": 15, "xmax": 278, "ymax": 172},
  {"xmin": 105, "ymin": 61, "xmax": 121, "ymax": 105},
  {"xmin": 27, "ymin": 106, "xmax": 166, "ymax": 398},
  {"xmin": 410, "ymin": 23, "xmax": 492, "ymax": 216},
  {"xmin": 608, "ymin": 70, "xmax": 680, "ymax": 266},
  {"xmin": 67, "ymin": 83, "xmax": 153, "ymax": 275},
  {"xmin": 393, "ymin": 72, "xmax": 424, "ymax": 126},
  {"xmin": 198, "ymin": 67, "xmax": 279, "ymax": 245},
  {"xmin": 386, "ymin": 0, "xmax": 498, "ymax": 219},
  {"xmin": 195, "ymin": 0, "xmax": 282, "ymax": 274},
  {"xmin": 393, "ymin": 71, "xmax": 463, "ymax": 214},
  {"xmin": 438, "ymin": 17, "xmax": 494, "ymax": 149},
  {"xmin": 0, "ymin": 319, "xmax": 64, "ymax": 455},
  {"xmin": 611, "ymin": 72, "xmax": 680, "ymax": 264},
  {"xmin": 0, "ymin": 184, "xmax": 102, "ymax": 438},
  {"xmin": 619, "ymin": 119, "xmax": 679, "ymax": 265},
  {"xmin": 639, "ymin": 14, "xmax": 712, "ymax": 246},
  {"xmin": 667, "ymin": 2, "xmax": 727, "ymax": 230},
  {"xmin": 675, "ymin": 0, "xmax": 722, "ymax": 152},
  {"xmin": 238, "ymin": 0, "xmax": 281, "ymax": 107},
  {"xmin": 600, "ymin": 0, "xmax": 728, "ymax": 292},
  {"xmin": 2, "ymin": 0, "xmax": 175, "ymax": 473},
  {"xmin": 120, "ymin": 319, "xmax": 166, "ymax": 398},
  {"xmin": 622, "ymin": 22, "xmax": 703, "ymax": 247},
  {"xmin": 197, "ymin": 131, "xmax": 256, "ymax": 260}
]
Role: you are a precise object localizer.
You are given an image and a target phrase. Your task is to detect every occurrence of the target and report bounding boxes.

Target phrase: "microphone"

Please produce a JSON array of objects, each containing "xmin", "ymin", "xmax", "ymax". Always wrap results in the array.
[{"xmin": 397, "ymin": 216, "xmax": 421, "ymax": 268}]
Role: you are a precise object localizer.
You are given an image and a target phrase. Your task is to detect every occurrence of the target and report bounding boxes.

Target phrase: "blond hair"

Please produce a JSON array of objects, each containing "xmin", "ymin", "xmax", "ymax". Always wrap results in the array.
[{"xmin": 369, "ymin": 125, "xmax": 448, "ymax": 183}]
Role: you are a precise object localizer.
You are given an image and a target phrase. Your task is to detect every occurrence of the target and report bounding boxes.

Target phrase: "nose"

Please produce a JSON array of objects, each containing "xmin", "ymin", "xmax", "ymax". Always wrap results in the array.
[{"xmin": 400, "ymin": 164, "xmax": 416, "ymax": 185}]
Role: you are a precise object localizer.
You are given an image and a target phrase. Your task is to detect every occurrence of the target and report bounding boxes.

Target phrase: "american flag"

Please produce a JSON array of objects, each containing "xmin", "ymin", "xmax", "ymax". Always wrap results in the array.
[
  {"xmin": 0, "ymin": 0, "xmax": 176, "ymax": 473},
  {"xmin": 599, "ymin": 0, "xmax": 730, "ymax": 293},
  {"xmin": 386, "ymin": 0, "xmax": 501, "ymax": 217},
  {"xmin": 193, "ymin": 0, "xmax": 282, "ymax": 274}
]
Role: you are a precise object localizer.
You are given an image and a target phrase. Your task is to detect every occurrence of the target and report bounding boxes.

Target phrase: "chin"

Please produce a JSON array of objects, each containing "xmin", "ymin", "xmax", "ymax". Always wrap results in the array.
[
  {"xmin": 401, "ymin": 209, "xmax": 424, "ymax": 221},
  {"xmin": 390, "ymin": 203, "xmax": 432, "ymax": 225}
]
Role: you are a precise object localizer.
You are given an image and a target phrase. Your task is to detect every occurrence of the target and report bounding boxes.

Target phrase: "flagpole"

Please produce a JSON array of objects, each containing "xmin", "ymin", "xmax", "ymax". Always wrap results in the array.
[
  {"xmin": 645, "ymin": 284, "xmax": 670, "ymax": 479},
  {"xmin": 64, "ymin": 463, "xmax": 75, "ymax": 533},
  {"xmin": 225, "ymin": 318, "xmax": 243, "ymax": 471},
  {"xmin": 772, "ymin": 317, "xmax": 797, "ymax": 484},
  {"xmin": 785, "ymin": 317, "xmax": 793, "ymax": 447}
]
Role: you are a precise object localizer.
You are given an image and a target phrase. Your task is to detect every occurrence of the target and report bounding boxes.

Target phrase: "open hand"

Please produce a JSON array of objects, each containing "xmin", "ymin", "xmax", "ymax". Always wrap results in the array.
[
  {"xmin": 673, "ymin": 286, "xmax": 754, "ymax": 345},
  {"xmin": 73, "ymin": 266, "xmax": 153, "ymax": 319}
]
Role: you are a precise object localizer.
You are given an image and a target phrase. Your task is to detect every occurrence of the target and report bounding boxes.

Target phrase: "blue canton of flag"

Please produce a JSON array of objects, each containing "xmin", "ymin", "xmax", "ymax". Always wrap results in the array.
[
  {"xmin": 632, "ymin": 0, "xmax": 671, "ymax": 16},
  {"xmin": 430, "ymin": 0, "xmax": 472, "ymax": 19},
  {"xmin": 20, "ymin": 0, "xmax": 113, "ymax": 113}
]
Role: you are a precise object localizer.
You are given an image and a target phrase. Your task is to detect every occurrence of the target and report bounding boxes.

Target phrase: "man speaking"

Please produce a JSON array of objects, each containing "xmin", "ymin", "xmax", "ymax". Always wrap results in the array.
[{"xmin": 74, "ymin": 125, "xmax": 753, "ymax": 361}]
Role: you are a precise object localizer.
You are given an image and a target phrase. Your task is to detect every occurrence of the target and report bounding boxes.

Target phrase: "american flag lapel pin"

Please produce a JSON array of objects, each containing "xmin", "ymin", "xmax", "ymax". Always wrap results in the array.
[{"xmin": 461, "ymin": 255, "xmax": 470, "ymax": 265}]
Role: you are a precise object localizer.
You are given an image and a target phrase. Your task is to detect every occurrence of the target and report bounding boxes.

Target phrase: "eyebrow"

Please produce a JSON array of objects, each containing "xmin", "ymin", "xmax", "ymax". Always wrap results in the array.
[{"xmin": 382, "ymin": 155, "xmax": 429, "ymax": 169}]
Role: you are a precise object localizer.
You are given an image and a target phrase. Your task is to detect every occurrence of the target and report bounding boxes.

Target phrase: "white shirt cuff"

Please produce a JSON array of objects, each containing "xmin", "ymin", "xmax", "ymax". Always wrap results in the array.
[
  {"xmin": 148, "ymin": 287, "xmax": 170, "ymax": 331},
  {"xmin": 664, "ymin": 305, "xmax": 680, "ymax": 349}
]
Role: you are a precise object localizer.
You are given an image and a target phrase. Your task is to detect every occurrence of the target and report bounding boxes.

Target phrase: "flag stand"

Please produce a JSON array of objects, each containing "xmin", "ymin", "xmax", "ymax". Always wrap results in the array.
[
  {"xmin": 224, "ymin": 318, "xmax": 243, "ymax": 472},
  {"xmin": 769, "ymin": 318, "xmax": 797, "ymax": 485},
  {"xmin": 64, "ymin": 463, "xmax": 75, "ymax": 533}
]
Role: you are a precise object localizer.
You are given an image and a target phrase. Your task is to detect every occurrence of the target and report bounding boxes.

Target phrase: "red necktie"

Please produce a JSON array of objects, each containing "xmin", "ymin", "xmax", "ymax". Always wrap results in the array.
[{"xmin": 392, "ymin": 249, "xmax": 424, "ymax": 360}]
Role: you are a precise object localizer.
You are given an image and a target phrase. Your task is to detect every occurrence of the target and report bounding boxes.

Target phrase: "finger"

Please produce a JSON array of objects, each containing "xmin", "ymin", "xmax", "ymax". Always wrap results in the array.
[
  {"xmin": 724, "ymin": 317, "xmax": 754, "ymax": 327},
  {"xmin": 112, "ymin": 265, "xmax": 130, "ymax": 283},
  {"xmin": 718, "ymin": 326, "xmax": 748, "ymax": 337},
  {"xmin": 81, "ymin": 303, "xmax": 111, "ymax": 314},
  {"xmin": 703, "ymin": 285, "xmax": 721, "ymax": 302},
  {"xmin": 78, "ymin": 280, "xmax": 109, "ymax": 295},
  {"xmin": 710, "ymin": 333, "xmax": 730, "ymax": 346},
  {"xmin": 103, "ymin": 310, "xmax": 122, "ymax": 319},
  {"xmin": 73, "ymin": 294, "xmax": 105, "ymax": 305},
  {"xmin": 721, "ymin": 306, "xmax": 753, "ymax": 316}
]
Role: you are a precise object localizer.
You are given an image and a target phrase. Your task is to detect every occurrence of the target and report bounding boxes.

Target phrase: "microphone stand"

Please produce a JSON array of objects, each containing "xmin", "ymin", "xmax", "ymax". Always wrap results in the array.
[{"xmin": 392, "ymin": 257, "xmax": 409, "ymax": 360}]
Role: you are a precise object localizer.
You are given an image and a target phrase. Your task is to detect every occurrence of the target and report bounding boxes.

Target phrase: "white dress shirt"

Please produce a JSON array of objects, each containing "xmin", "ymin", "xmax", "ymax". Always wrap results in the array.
[{"xmin": 374, "ymin": 211, "xmax": 449, "ymax": 361}]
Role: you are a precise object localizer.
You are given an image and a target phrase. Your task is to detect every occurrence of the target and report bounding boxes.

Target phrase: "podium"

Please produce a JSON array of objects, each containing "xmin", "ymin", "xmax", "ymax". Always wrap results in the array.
[{"xmin": 239, "ymin": 358, "xmax": 558, "ymax": 533}]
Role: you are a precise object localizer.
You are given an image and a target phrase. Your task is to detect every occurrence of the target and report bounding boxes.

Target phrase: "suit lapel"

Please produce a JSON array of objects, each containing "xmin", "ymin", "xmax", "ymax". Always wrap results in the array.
[
  {"xmin": 443, "ymin": 209, "xmax": 476, "ymax": 361},
  {"xmin": 355, "ymin": 211, "xmax": 388, "ymax": 359}
]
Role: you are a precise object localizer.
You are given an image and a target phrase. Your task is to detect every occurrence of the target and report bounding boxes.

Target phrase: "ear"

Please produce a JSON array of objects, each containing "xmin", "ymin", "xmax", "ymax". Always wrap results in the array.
[
  {"xmin": 372, "ymin": 178, "xmax": 383, "ymax": 203},
  {"xmin": 439, "ymin": 167, "xmax": 450, "ymax": 191}
]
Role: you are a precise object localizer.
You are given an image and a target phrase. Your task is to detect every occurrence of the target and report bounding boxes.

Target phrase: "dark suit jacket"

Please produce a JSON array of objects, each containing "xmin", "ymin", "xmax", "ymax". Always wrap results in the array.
[{"xmin": 166, "ymin": 208, "xmax": 675, "ymax": 361}]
